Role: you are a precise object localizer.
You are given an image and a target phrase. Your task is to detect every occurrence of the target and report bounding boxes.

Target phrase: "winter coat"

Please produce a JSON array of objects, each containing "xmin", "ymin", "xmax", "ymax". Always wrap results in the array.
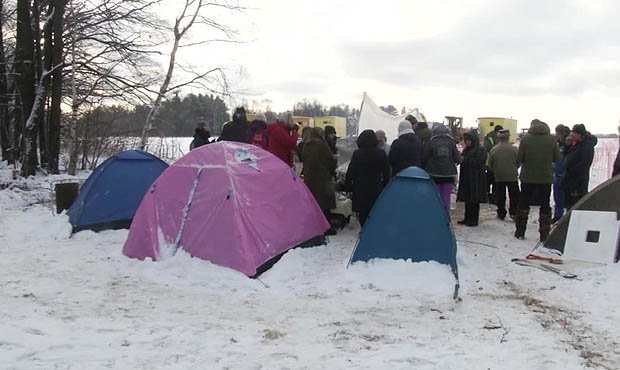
[
  {"xmin": 190, "ymin": 128, "xmax": 210, "ymax": 150},
  {"xmin": 249, "ymin": 120, "xmax": 268, "ymax": 150},
  {"xmin": 344, "ymin": 130, "xmax": 390, "ymax": 215},
  {"xmin": 389, "ymin": 133, "xmax": 422, "ymax": 176},
  {"xmin": 561, "ymin": 134, "xmax": 597, "ymax": 196},
  {"xmin": 422, "ymin": 125, "xmax": 460, "ymax": 180},
  {"xmin": 517, "ymin": 120, "xmax": 561, "ymax": 184},
  {"xmin": 614, "ymin": 147, "xmax": 620, "ymax": 177},
  {"xmin": 218, "ymin": 119, "xmax": 250, "ymax": 144},
  {"xmin": 267, "ymin": 122, "xmax": 299, "ymax": 166},
  {"xmin": 302, "ymin": 133, "xmax": 337, "ymax": 210},
  {"xmin": 488, "ymin": 142, "xmax": 519, "ymax": 182},
  {"xmin": 457, "ymin": 132, "xmax": 488, "ymax": 203},
  {"xmin": 553, "ymin": 140, "xmax": 569, "ymax": 177},
  {"xmin": 325, "ymin": 135, "xmax": 338, "ymax": 155},
  {"xmin": 415, "ymin": 122, "xmax": 432, "ymax": 146},
  {"xmin": 484, "ymin": 131, "xmax": 498, "ymax": 154}
]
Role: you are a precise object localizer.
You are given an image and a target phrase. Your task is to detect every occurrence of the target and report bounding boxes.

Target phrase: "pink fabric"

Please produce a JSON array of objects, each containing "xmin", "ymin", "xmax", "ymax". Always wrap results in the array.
[
  {"xmin": 123, "ymin": 142, "xmax": 330, "ymax": 276},
  {"xmin": 436, "ymin": 183, "xmax": 452, "ymax": 212}
]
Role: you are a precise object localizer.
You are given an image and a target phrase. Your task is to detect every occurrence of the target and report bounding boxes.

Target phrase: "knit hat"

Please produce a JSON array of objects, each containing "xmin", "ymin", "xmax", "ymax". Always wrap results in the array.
[
  {"xmin": 397, "ymin": 120, "xmax": 415, "ymax": 136},
  {"xmin": 493, "ymin": 125, "xmax": 504, "ymax": 132},
  {"xmin": 572, "ymin": 124, "xmax": 587, "ymax": 136},
  {"xmin": 254, "ymin": 113, "xmax": 266, "ymax": 122},
  {"xmin": 497, "ymin": 129, "xmax": 510, "ymax": 140}
]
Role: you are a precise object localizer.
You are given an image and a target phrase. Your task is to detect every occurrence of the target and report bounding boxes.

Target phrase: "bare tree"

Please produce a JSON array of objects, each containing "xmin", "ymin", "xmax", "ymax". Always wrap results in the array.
[
  {"xmin": 64, "ymin": 0, "xmax": 165, "ymax": 174},
  {"xmin": 139, "ymin": 0, "xmax": 243, "ymax": 149},
  {"xmin": 0, "ymin": 0, "xmax": 11, "ymax": 162}
]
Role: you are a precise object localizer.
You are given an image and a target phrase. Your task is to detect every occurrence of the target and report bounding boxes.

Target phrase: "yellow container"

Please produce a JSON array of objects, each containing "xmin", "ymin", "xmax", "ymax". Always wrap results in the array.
[
  {"xmin": 477, "ymin": 117, "xmax": 518, "ymax": 143},
  {"xmin": 314, "ymin": 116, "xmax": 347, "ymax": 137}
]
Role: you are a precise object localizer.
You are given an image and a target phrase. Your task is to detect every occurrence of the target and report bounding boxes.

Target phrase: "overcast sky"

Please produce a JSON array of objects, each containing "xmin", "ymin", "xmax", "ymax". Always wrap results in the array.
[{"xmin": 166, "ymin": 0, "xmax": 620, "ymax": 133}]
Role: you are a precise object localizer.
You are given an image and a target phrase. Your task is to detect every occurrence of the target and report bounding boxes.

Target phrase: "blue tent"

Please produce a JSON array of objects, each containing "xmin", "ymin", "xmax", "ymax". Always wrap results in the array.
[
  {"xmin": 349, "ymin": 167, "xmax": 459, "ymax": 294},
  {"xmin": 67, "ymin": 150, "xmax": 168, "ymax": 232}
]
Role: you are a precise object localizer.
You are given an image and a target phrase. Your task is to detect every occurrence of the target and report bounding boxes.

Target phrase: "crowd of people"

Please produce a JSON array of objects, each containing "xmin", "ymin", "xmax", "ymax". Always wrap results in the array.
[{"xmin": 191, "ymin": 107, "xmax": 607, "ymax": 243}]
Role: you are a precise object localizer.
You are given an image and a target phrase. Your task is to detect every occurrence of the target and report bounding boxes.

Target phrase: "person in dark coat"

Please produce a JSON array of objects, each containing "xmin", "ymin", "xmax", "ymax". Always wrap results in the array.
[
  {"xmin": 483, "ymin": 125, "xmax": 503, "ymax": 205},
  {"xmin": 389, "ymin": 120, "xmax": 422, "ymax": 176},
  {"xmin": 324, "ymin": 125, "xmax": 338, "ymax": 155},
  {"xmin": 406, "ymin": 115, "xmax": 431, "ymax": 146},
  {"xmin": 344, "ymin": 129, "xmax": 390, "ymax": 226},
  {"xmin": 249, "ymin": 113, "xmax": 268, "ymax": 150},
  {"xmin": 457, "ymin": 130, "xmax": 487, "ymax": 226},
  {"xmin": 218, "ymin": 107, "xmax": 250, "ymax": 143},
  {"xmin": 613, "ymin": 125, "xmax": 620, "ymax": 177},
  {"xmin": 614, "ymin": 148, "xmax": 620, "ymax": 177},
  {"xmin": 302, "ymin": 128, "xmax": 337, "ymax": 213},
  {"xmin": 422, "ymin": 123, "xmax": 461, "ymax": 211},
  {"xmin": 552, "ymin": 124, "xmax": 571, "ymax": 222},
  {"xmin": 561, "ymin": 124, "xmax": 597, "ymax": 208},
  {"xmin": 189, "ymin": 122, "xmax": 211, "ymax": 150},
  {"xmin": 515, "ymin": 119, "xmax": 561, "ymax": 241},
  {"xmin": 296, "ymin": 126, "xmax": 313, "ymax": 163}
]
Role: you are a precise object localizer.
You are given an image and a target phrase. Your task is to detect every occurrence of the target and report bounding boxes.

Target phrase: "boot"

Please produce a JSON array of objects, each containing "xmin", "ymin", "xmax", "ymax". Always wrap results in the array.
[
  {"xmin": 514, "ymin": 208, "xmax": 529, "ymax": 240},
  {"xmin": 539, "ymin": 213, "xmax": 552, "ymax": 242}
]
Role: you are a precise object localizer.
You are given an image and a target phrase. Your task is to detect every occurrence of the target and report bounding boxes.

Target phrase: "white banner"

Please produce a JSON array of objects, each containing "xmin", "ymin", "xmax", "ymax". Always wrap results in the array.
[{"xmin": 357, "ymin": 93, "xmax": 425, "ymax": 143}]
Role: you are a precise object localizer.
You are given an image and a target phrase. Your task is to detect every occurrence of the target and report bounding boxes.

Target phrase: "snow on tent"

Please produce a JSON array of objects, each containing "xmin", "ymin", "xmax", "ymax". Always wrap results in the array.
[
  {"xmin": 122, "ymin": 142, "xmax": 330, "ymax": 277},
  {"xmin": 349, "ymin": 167, "xmax": 459, "ymax": 295},
  {"xmin": 544, "ymin": 175, "xmax": 620, "ymax": 255},
  {"xmin": 67, "ymin": 150, "xmax": 168, "ymax": 233},
  {"xmin": 358, "ymin": 92, "xmax": 426, "ymax": 143}
]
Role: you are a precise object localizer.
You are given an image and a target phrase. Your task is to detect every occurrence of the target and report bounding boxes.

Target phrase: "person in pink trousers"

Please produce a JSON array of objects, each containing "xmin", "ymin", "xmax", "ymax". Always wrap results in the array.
[{"xmin": 422, "ymin": 123, "xmax": 461, "ymax": 212}]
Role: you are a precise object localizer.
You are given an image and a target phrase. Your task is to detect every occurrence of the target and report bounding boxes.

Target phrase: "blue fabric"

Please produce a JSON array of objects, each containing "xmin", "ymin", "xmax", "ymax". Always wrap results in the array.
[
  {"xmin": 553, "ymin": 174, "xmax": 565, "ymax": 219},
  {"xmin": 67, "ymin": 150, "xmax": 168, "ymax": 230},
  {"xmin": 350, "ymin": 167, "xmax": 459, "ymax": 280}
]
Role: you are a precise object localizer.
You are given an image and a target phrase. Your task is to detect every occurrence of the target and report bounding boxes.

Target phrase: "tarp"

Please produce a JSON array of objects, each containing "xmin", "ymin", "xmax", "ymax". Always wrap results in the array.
[
  {"xmin": 357, "ymin": 93, "xmax": 426, "ymax": 143},
  {"xmin": 349, "ymin": 167, "xmax": 459, "ymax": 285},
  {"xmin": 122, "ymin": 142, "xmax": 330, "ymax": 277},
  {"xmin": 67, "ymin": 150, "xmax": 168, "ymax": 232}
]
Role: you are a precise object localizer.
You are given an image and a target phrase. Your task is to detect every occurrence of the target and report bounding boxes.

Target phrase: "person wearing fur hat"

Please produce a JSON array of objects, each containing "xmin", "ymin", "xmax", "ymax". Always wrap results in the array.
[
  {"xmin": 422, "ymin": 123, "xmax": 461, "ymax": 211},
  {"xmin": 514, "ymin": 119, "xmax": 560, "ymax": 241},
  {"xmin": 218, "ymin": 106, "xmax": 250, "ymax": 143},
  {"xmin": 267, "ymin": 112, "xmax": 299, "ymax": 167},
  {"xmin": 487, "ymin": 129, "xmax": 519, "ymax": 220},
  {"xmin": 344, "ymin": 129, "xmax": 391, "ymax": 226},
  {"xmin": 388, "ymin": 120, "xmax": 423, "ymax": 176},
  {"xmin": 457, "ymin": 130, "xmax": 487, "ymax": 226},
  {"xmin": 561, "ymin": 123, "xmax": 597, "ymax": 208}
]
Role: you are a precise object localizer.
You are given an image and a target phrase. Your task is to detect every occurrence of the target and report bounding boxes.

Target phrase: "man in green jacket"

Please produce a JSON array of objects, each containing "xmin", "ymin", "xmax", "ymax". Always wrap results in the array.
[
  {"xmin": 484, "ymin": 125, "xmax": 503, "ymax": 204},
  {"xmin": 488, "ymin": 129, "xmax": 519, "ymax": 220},
  {"xmin": 515, "ymin": 119, "xmax": 561, "ymax": 241}
]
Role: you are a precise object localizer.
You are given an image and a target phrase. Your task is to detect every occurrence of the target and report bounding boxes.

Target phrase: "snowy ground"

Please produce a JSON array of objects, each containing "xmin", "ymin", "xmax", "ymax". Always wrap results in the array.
[{"xmin": 1, "ymin": 140, "xmax": 619, "ymax": 370}]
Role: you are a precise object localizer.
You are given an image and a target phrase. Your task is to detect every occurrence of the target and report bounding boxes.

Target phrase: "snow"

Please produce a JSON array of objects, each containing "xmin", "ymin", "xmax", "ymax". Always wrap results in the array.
[{"xmin": 1, "ymin": 140, "xmax": 619, "ymax": 369}]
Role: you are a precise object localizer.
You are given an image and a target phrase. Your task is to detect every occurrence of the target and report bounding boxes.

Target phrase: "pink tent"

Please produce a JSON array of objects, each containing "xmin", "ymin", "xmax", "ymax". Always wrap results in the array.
[{"xmin": 122, "ymin": 142, "xmax": 330, "ymax": 276}]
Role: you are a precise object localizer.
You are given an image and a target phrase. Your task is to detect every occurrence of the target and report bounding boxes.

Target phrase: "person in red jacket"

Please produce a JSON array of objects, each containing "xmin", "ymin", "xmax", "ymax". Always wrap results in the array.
[{"xmin": 267, "ymin": 112, "xmax": 299, "ymax": 166}]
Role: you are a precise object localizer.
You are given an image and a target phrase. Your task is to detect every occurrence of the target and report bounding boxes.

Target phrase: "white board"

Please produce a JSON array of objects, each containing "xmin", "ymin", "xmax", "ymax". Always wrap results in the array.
[{"xmin": 563, "ymin": 210, "xmax": 620, "ymax": 264}]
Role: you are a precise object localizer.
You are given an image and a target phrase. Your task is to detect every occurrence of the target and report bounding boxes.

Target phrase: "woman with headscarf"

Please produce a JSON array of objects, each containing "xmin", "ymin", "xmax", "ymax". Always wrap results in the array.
[
  {"xmin": 344, "ymin": 129, "xmax": 391, "ymax": 226},
  {"xmin": 302, "ymin": 128, "xmax": 337, "ymax": 232},
  {"xmin": 457, "ymin": 130, "xmax": 488, "ymax": 226}
]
